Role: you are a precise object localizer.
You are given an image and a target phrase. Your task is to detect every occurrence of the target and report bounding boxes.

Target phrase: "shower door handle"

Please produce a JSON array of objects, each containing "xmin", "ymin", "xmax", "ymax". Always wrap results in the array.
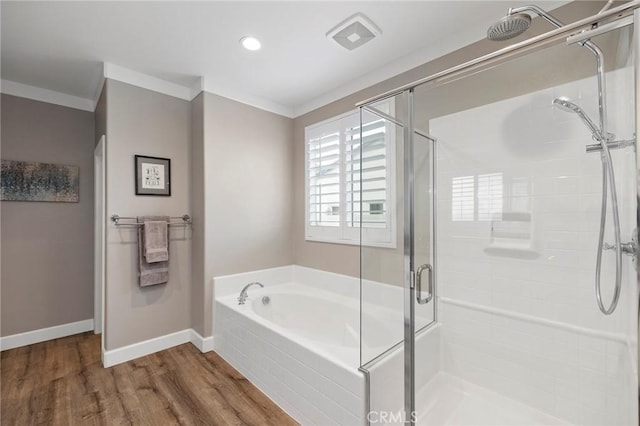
[{"xmin": 415, "ymin": 264, "xmax": 433, "ymax": 305}]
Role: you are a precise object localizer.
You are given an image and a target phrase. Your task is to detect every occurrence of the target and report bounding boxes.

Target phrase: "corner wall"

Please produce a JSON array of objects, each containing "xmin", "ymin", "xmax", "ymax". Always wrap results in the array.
[
  {"xmin": 1, "ymin": 94, "xmax": 95, "ymax": 336},
  {"xmin": 204, "ymin": 92, "xmax": 294, "ymax": 276},
  {"xmin": 104, "ymin": 79, "xmax": 192, "ymax": 350},
  {"xmin": 190, "ymin": 93, "xmax": 206, "ymax": 336},
  {"xmin": 191, "ymin": 92, "xmax": 294, "ymax": 337}
]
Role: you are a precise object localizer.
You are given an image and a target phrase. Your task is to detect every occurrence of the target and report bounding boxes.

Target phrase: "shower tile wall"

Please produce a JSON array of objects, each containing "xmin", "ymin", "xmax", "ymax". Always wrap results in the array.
[{"xmin": 430, "ymin": 67, "xmax": 636, "ymax": 425}]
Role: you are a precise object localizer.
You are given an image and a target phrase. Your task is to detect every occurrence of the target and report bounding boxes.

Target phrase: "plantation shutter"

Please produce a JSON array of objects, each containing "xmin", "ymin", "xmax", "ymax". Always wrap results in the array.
[
  {"xmin": 345, "ymin": 117, "xmax": 390, "ymax": 236},
  {"xmin": 451, "ymin": 176, "xmax": 475, "ymax": 222},
  {"xmin": 477, "ymin": 172, "xmax": 503, "ymax": 221},
  {"xmin": 305, "ymin": 101, "xmax": 395, "ymax": 247},
  {"xmin": 307, "ymin": 125, "xmax": 341, "ymax": 228}
]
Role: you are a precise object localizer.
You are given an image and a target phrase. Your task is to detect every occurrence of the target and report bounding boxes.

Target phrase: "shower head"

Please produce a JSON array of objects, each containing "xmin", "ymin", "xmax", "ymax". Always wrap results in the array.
[
  {"xmin": 552, "ymin": 97, "xmax": 583, "ymax": 114},
  {"xmin": 487, "ymin": 5, "xmax": 566, "ymax": 42},
  {"xmin": 553, "ymin": 97, "xmax": 608, "ymax": 140},
  {"xmin": 487, "ymin": 13, "xmax": 531, "ymax": 41}
]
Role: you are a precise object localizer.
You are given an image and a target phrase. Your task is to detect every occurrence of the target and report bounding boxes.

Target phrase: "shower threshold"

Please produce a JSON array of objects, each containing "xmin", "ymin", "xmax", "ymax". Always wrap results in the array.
[{"xmin": 417, "ymin": 373, "xmax": 569, "ymax": 425}]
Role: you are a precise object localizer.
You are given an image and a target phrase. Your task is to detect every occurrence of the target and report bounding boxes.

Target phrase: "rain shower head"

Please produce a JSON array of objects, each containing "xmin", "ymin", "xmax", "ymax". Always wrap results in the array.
[
  {"xmin": 487, "ymin": 5, "xmax": 566, "ymax": 42},
  {"xmin": 487, "ymin": 13, "xmax": 532, "ymax": 41},
  {"xmin": 553, "ymin": 97, "xmax": 608, "ymax": 140}
]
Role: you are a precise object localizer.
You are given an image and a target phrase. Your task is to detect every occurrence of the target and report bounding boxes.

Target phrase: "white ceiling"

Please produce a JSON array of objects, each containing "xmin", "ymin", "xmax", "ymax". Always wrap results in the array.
[{"xmin": 1, "ymin": 1, "xmax": 569, "ymax": 117}]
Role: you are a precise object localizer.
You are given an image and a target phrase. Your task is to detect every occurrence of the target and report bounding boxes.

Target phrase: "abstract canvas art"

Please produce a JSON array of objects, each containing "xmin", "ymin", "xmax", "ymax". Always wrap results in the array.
[{"xmin": 1, "ymin": 159, "xmax": 79, "ymax": 202}]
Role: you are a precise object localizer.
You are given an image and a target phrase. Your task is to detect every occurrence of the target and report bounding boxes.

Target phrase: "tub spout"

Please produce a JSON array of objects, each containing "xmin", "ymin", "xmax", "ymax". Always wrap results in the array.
[{"xmin": 238, "ymin": 282, "xmax": 264, "ymax": 305}]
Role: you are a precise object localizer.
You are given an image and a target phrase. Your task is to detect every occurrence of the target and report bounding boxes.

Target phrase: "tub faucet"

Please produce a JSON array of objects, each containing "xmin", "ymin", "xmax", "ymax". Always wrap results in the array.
[{"xmin": 238, "ymin": 282, "xmax": 264, "ymax": 305}]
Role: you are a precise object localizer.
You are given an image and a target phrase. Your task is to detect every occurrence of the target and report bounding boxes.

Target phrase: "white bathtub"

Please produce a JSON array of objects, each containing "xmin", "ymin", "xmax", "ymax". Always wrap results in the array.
[
  {"xmin": 213, "ymin": 265, "xmax": 409, "ymax": 425},
  {"xmin": 249, "ymin": 283, "xmax": 399, "ymax": 367}
]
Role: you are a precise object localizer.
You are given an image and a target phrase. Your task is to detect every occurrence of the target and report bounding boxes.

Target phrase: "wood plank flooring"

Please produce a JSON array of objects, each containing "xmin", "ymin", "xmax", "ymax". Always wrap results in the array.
[{"xmin": 1, "ymin": 332, "xmax": 298, "ymax": 425}]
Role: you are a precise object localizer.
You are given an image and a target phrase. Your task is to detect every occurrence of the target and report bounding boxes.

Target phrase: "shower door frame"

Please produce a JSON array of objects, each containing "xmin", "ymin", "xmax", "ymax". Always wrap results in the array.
[
  {"xmin": 400, "ymin": 90, "xmax": 439, "ymax": 421},
  {"xmin": 357, "ymin": 2, "xmax": 640, "ymax": 423},
  {"xmin": 402, "ymin": 88, "xmax": 417, "ymax": 422},
  {"xmin": 634, "ymin": 10, "xmax": 640, "ymax": 422}
]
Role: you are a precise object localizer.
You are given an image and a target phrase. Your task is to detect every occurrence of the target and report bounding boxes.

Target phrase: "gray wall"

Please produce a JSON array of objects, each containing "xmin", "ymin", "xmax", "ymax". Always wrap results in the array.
[
  {"xmin": 190, "ymin": 92, "xmax": 206, "ymax": 336},
  {"xmin": 97, "ymin": 81, "xmax": 294, "ymax": 345},
  {"xmin": 104, "ymin": 80, "xmax": 192, "ymax": 350},
  {"xmin": 1, "ymin": 94, "xmax": 95, "ymax": 336},
  {"xmin": 292, "ymin": 0, "xmax": 605, "ymax": 278},
  {"xmin": 192, "ymin": 92, "xmax": 294, "ymax": 337},
  {"xmin": 95, "ymin": 86, "xmax": 106, "ymax": 145},
  {"xmin": 204, "ymin": 92, "xmax": 294, "ymax": 276}
]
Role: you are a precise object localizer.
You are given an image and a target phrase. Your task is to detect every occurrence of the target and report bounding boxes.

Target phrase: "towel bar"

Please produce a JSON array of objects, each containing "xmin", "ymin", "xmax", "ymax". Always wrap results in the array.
[{"xmin": 110, "ymin": 214, "xmax": 192, "ymax": 226}]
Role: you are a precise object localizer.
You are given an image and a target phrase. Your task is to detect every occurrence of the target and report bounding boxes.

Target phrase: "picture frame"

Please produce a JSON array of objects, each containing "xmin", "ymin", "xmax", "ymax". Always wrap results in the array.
[
  {"xmin": 1, "ymin": 159, "xmax": 80, "ymax": 202},
  {"xmin": 135, "ymin": 155, "xmax": 171, "ymax": 196}
]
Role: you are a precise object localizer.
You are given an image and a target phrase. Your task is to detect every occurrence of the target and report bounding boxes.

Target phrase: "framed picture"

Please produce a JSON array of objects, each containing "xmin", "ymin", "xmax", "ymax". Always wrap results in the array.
[
  {"xmin": 1, "ymin": 159, "xmax": 79, "ymax": 202},
  {"xmin": 135, "ymin": 155, "xmax": 171, "ymax": 196}
]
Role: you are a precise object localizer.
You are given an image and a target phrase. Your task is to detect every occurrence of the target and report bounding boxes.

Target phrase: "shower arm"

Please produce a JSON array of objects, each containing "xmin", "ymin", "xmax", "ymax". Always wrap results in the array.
[
  {"xmin": 508, "ymin": 5, "xmax": 564, "ymax": 28},
  {"xmin": 582, "ymin": 41, "xmax": 608, "ymax": 139},
  {"xmin": 508, "ymin": 5, "xmax": 608, "ymax": 137},
  {"xmin": 599, "ymin": 0, "xmax": 615, "ymax": 14}
]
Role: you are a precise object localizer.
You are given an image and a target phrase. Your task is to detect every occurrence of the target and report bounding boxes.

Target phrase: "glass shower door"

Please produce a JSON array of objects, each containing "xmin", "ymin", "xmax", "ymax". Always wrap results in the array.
[
  {"xmin": 360, "ymin": 8, "xmax": 639, "ymax": 426},
  {"xmin": 407, "ymin": 127, "xmax": 438, "ymax": 422},
  {"xmin": 359, "ymin": 92, "xmax": 437, "ymax": 425},
  {"xmin": 408, "ymin": 19, "xmax": 638, "ymax": 426}
]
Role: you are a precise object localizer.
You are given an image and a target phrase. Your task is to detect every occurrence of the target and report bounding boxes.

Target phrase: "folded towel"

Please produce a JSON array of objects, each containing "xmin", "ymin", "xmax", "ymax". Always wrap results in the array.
[
  {"xmin": 144, "ymin": 219, "xmax": 169, "ymax": 263},
  {"xmin": 137, "ymin": 216, "xmax": 170, "ymax": 287}
]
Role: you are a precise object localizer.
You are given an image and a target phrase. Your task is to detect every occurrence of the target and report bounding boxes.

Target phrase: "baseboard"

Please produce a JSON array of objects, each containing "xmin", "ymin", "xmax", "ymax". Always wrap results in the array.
[
  {"xmin": 103, "ymin": 329, "xmax": 191, "ymax": 367},
  {"xmin": 0, "ymin": 319, "xmax": 94, "ymax": 351},
  {"xmin": 3, "ymin": 322, "xmax": 213, "ymax": 364},
  {"xmin": 103, "ymin": 328, "xmax": 214, "ymax": 367},
  {"xmin": 190, "ymin": 329, "xmax": 215, "ymax": 353}
]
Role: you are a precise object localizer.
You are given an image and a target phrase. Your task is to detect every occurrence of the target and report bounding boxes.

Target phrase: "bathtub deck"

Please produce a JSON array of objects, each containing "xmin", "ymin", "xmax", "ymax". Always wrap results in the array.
[
  {"xmin": 417, "ymin": 373, "xmax": 570, "ymax": 426},
  {"xmin": 1, "ymin": 332, "xmax": 298, "ymax": 425}
]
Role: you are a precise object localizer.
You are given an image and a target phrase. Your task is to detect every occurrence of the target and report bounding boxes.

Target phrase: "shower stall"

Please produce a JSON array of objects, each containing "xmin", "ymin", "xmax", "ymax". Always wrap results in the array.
[{"xmin": 357, "ymin": 3, "xmax": 640, "ymax": 425}]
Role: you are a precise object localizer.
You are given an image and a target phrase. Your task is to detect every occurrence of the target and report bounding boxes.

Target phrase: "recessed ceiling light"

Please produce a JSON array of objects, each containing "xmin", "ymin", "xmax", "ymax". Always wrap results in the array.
[{"xmin": 240, "ymin": 36, "xmax": 261, "ymax": 51}]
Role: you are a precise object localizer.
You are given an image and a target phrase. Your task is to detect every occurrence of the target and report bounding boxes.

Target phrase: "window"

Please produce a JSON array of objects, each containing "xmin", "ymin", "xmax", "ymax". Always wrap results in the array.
[
  {"xmin": 369, "ymin": 202, "xmax": 384, "ymax": 215},
  {"xmin": 477, "ymin": 172, "xmax": 503, "ymax": 221},
  {"xmin": 451, "ymin": 176, "xmax": 475, "ymax": 222},
  {"xmin": 450, "ymin": 172, "xmax": 503, "ymax": 222},
  {"xmin": 305, "ymin": 102, "xmax": 395, "ymax": 247}
]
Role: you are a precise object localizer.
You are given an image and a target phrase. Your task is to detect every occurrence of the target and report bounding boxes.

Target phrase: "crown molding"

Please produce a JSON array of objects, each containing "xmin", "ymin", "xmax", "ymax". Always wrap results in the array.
[
  {"xmin": 92, "ymin": 72, "xmax": 106, "ymax": 107},
  {"xmin": 190, "ymin": 76, "xmax": 205, "ymax": 100},
  {"xmin": 292, "ymin": 29, "xmax": 485, "ymax": 117},
  {"xmin": 102, "ymin": 62, "xmax": 193, "ymax": 101},
  {"xmin": 292, "ymin": 1, "xmax": 572, "ymax": 117},
  {"xmin": 101, "ymin": 64, "xmax": 294, "ymax": 117},
  {"xmin": 200, "ymin": 78, "xmax": 294, "ymax": 118},
  {"xmin": 0, "ymin": 80, "xmax": 95, "ymax": 112}
]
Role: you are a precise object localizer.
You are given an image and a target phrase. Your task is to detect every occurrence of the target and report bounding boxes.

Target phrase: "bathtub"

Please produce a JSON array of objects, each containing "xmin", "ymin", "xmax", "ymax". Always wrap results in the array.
[
  {"xmin": 249, "ymin": 283, "xmax": 401, "ymax": 367},
  {"xmin": 213, "ymin": 266, "xmax": 409, "ymax": 425}
]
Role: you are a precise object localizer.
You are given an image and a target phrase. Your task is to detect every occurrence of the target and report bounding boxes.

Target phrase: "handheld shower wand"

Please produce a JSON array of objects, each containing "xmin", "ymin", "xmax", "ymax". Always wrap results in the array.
[
  {"xmin": 552, "ymin": 96, "xmax": 622, "ymax": 315},
  {"xmin": 489, "ymin": 5, "xmax": 626, "ymax": 315}
]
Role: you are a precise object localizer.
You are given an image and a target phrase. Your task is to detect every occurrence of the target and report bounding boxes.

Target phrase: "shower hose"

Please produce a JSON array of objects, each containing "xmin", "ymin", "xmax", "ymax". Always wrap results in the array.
[{"xmin": 595, "ymin": 135, "xmax": 622, "ymax": 315}]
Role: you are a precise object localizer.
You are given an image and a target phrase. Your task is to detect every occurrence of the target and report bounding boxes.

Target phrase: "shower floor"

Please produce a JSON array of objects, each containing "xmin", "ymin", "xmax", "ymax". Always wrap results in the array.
[{"xmin": 416, "ymin": 373, "xmax": 569, "ymax": 426}]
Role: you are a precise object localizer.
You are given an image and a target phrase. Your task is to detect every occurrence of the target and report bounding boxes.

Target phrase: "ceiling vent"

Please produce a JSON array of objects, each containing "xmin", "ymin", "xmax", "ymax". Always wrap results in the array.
[{"xmin": 326, "ymin": 13, "xmax": 381, "ymax": 51}]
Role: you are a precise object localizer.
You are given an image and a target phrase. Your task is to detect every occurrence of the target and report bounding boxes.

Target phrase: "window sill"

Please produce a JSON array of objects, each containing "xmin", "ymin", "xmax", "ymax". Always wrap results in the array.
[{"xmin": 305, "ymin": 236, "xmax": 397, "ymax": 249}]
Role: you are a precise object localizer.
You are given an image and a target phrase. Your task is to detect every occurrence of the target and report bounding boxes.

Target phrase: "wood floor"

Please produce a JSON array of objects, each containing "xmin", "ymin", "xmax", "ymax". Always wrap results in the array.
[{"xmin": 1, "ymin": 332, "xmax": 298, "ymax": 425}]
